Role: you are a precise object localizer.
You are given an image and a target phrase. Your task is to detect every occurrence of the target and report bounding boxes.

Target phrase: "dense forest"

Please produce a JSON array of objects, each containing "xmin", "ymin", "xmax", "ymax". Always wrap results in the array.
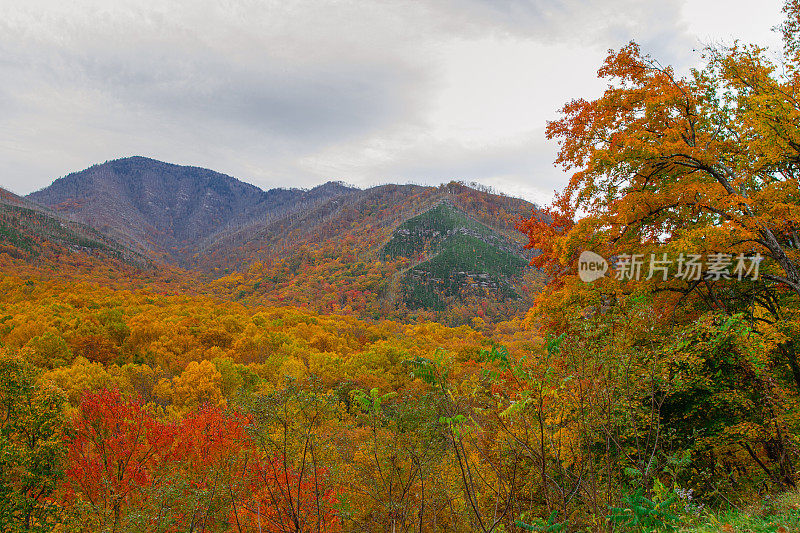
[{"xmin": 6, "ymin": 2, "xmax": 800, "ymax": 532}]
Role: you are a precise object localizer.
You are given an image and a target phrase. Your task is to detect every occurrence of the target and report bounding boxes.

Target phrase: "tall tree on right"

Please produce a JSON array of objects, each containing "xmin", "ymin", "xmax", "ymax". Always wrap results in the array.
[{"xmin": 518, "ymin": 0, "xmax": 800, "ymax": 494}]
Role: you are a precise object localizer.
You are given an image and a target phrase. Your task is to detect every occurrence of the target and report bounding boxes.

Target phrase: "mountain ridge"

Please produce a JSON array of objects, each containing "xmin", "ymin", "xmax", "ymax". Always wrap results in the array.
[
  {"xmin": 17, "ymin": 156, "xmax": 543, "ymax": 322},
  {"xmin": 0, "ymin": 185, "xmax": 152, "ymax": 272},
  {"xmin": 27, "ymin": 156, "xmax": 358, "ymax": 264}
]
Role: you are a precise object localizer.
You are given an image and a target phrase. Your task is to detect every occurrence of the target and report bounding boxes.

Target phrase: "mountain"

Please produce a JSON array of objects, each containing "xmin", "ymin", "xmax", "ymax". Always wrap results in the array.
[
  {"xmin": 202, "ymin": 180, "xmax": 537, "ymax": 268},
  {"xmin": 205, "ymin": 181, "xmax": 543, "ymax": 323},
  {"xmin": 20, "ymin": 157, "xmax": 544, "ymax": 323},
  {"xmin": 27, "ymin": 157, "xmax": 355, "ymax": 264}
]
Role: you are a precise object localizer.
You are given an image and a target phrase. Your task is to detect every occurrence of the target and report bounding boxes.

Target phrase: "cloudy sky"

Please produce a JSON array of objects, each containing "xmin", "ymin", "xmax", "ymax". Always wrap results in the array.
[{"xmin": 0, "ymin": 0, "xmax": 785, "ymax": 204}]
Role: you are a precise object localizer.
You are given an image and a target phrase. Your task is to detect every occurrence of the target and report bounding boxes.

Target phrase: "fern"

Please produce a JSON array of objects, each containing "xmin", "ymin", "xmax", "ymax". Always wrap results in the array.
[{"xmin": 608, "ymin": 488, "xmax": 678, "ymax": 532}]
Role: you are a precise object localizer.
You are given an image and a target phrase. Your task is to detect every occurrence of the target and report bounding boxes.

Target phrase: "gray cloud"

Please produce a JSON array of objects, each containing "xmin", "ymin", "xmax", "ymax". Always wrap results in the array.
[
  {"xmin": 433, "ymin": 0, "xmax": 690, "ymax": 55},
  {"xmin": 0, "ymin": 0, "xmax": 786, "ymax": 202},
  {"xmin": 1, "ymin": 2, "xmax": 430, "ymax": 146}
]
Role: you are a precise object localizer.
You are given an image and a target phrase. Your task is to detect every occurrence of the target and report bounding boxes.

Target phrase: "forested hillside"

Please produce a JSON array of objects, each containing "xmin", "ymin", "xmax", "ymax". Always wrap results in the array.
[
  {"xmin": 0, "ymin": 276, "xmax": 539, "ymax": 531},
  {"xmin": 206, "ymin": 184, "xmax": 543, "ymax": 324},
  {"xmin": 25, "ymin": 160, "xmax": 541, "ymax": 322},
  {"xmin": 383, "ymin": 202, "xmax": 533, "ymax": 311},
  {"xmin": 0, "ymin": 187, "xmax": 159, "ymax": 281}
]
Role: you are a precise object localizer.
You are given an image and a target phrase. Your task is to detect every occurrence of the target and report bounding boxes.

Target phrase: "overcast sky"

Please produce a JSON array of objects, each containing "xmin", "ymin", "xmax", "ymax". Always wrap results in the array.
[{"xmin": 0, "ymin": 0, "xmax": 785, "ymax": 204}]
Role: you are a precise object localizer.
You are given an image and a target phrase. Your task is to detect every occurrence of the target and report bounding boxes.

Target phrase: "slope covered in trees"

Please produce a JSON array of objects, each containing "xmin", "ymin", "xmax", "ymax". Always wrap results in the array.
[
  {"xmin": 23, "ymin": 160, "xmax": 542, "ymax": 321},
  {"xmin": 383, "ymin": 201, "xmax": 532, "ymax": 311},
  {"xmin": 0, "ymin": 277, "xmax": 545, "ymax": 531},
  {"xmin": 0, "ymin": 186, "xmax": 163, "ymax": 286},
  {"xmin": 195, "ymin": 181, "xmax": 543, "ymax": 323}
]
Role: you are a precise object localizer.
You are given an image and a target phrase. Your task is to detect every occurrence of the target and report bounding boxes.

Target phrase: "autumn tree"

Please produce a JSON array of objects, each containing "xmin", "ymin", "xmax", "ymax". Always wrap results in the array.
[
  {"xmin": 239, "ymin": 381, "xmax": 342, "ymax": 533},
  {"xmin": 0, "ymin": 351, "xmax": 68, "ymax": 532},
  {"xmin": 517, "ymin": 0, "xmax": 800, "ymax": 497},
  {"xmin": 22, "ymin": 329, "xmax": 72, "ymax": 369},
  {"xmin": 172, "ymin": 360, "xmax": 226, "ymax": 411},
  {"xmin": 63, "ymin": 390, "xmax": 175, "ymax": 532},
  {"xmin": 167, "ymin": 405, "xmax": 252, "ymax": 532},
  {"xmin": 346, "ymin": 386, "xmax": 453, "ymax": 531}
]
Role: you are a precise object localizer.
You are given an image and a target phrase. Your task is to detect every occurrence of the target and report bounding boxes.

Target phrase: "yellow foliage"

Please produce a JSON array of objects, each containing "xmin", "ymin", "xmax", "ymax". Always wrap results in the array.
[
  {"xmin": 171, "ymin": 359, "xmax": 226, "ymax": 409},
  {"xmin": 41, "ymin": 357, "xmax": 126, "ymax": 404}
]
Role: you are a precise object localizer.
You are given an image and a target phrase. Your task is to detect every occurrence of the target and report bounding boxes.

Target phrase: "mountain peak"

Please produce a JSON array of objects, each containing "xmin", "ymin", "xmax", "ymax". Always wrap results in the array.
[
  {"xmin": 26, "ymin": 158, "xmax": 332, "ymax": 262},
  {"xmin": 307, "ymin": 180, "xmax": 358, "ymax": 197}
]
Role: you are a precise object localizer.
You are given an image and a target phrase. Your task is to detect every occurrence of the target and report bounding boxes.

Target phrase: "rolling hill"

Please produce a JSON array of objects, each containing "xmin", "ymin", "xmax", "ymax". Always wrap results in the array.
[
  {"xmin": 383, "ymin": 202, "xmax": 531, "ymax": 311},
  {"xmin": 204, "ymin": 181, "xmax": 544, "ymax": 323}
]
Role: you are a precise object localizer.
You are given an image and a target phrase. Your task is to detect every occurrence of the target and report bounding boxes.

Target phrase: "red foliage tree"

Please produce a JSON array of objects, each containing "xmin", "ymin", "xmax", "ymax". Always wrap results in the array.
[{"xmin": 64, "ymin": 390, "xmax": 175, "ymax": 532}]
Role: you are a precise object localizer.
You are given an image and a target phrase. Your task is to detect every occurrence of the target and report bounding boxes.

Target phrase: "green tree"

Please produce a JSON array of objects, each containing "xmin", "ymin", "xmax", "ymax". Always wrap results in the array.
[{"xmin": 0, "ymin": 350, "xmax": 68, "ymax": 532}]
